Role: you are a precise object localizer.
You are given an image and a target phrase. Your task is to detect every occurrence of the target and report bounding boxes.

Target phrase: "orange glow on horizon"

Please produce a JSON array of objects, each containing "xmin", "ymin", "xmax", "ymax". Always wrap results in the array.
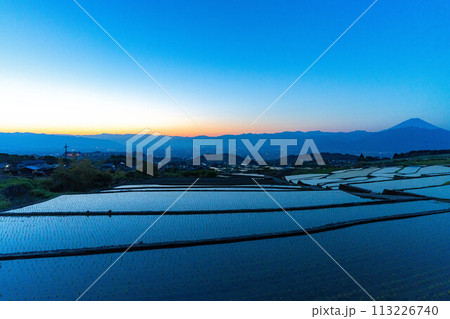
[
  {"xmin": 1, "ymin": 119, "xmax": 360, "ymax": 136},
  {"xmin": 0, "ymin": 125, "xmax": 291, "ymax": 137}
]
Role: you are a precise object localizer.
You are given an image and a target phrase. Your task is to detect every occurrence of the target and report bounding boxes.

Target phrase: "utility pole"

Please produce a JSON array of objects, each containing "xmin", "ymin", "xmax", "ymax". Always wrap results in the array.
[{"xmin": 64, "ymin": 144, "xmax": 68, "ymax": 161}]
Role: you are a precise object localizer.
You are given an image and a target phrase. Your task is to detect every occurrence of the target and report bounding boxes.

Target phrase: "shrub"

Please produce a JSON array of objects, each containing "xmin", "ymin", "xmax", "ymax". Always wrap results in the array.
[
  {"xmin": 34, "ymin": 177, "xmax": 53, "ymax": 189},
  {"xmin": 51, "ymin": 160, "xmax": 112, "ymax": 192},
  {"xmin": 30, "ymin": 188, "xmax": 54, "ymax": 198}
]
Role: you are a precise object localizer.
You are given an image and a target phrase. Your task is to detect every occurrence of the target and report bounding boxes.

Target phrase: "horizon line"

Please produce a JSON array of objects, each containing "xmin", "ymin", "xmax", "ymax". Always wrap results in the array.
[{"xmin": 0, "ymin": 117, "xmax": 445, "ymax": 137}]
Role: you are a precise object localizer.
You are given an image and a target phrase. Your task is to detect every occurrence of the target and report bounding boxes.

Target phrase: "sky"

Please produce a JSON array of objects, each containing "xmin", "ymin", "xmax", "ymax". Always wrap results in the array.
[{"xmin": 0, "ymin": 0, "xmax": 449, "ymax": 136}]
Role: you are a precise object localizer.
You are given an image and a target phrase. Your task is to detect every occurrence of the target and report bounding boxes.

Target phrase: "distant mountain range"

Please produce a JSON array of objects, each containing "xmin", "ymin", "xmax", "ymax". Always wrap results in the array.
[{"xmin": 1, "ymin": 118, "xmax": 449, "ymax": 157}]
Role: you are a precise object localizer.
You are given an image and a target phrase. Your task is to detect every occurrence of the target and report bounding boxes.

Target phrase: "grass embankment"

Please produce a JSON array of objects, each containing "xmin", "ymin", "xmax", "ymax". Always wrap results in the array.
[
  {"xmin": 0, "ymin": 177, "xmax": 56, "ymax": 210},
  {"xmin": 0, "ymin": 160, "xmax": 126, "ymax": 210}
]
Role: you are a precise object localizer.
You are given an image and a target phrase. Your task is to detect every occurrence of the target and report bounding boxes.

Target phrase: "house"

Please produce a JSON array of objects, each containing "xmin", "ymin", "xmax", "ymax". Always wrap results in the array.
[
  {"xmin": 0, "ymin": 162, "xmax": 11, "ymax": 169},
  {"xmin": 18, "ymin": 160, "xmax": 57, "ymax": 176},
  {"xmin": 17, "ymin": 160, "xmax": 47, "ymax": 169},
  {"xmin": 0, "ymin": 162, "xmax": 11, "ymax": 173}
]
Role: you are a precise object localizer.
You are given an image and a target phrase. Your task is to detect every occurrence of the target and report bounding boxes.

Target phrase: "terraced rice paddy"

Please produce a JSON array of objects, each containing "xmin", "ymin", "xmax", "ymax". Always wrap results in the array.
[
  {"xmin": 1, "ymin": 177, "xmax": 449, "ymax": 301},
  {"xmin": 416, "ymin": 165, "xmax": 450, "ymax": 176},
  {"xmin": 371, "ymin": 167, "xmax": 401, "ymax": 176},
  {"xmin": 114, "ymin": 184, "xmax": 304, "ymax": 190},
  {"xmin": 298, "ymin": 178, "xmax": 343, "ymax": 186},
  {"xmin": 329, "ymin": 167, "xmax": 380, "ymax": 179},
  {"xmin": 349, "ymin": 175, "xmax": 450, "ymax": 193},
  {"xmin": 6, "ymin": 190, "xmax": 370, "ymax": 214},
  {"xmin": 1, "ymin": 200, "xmax": 447, "ymax": 255},
  {"xmin": 398, "ymin": 166, "xmax": 422, "ymax": 175},
  {"xmin": 102, "ymin": 186, "xmax": 304, "ymax": 193},
  {"xmin": 407, "ymin": 185, "xmax": 450, "ymax": 200},
  {"xmin": 284, "ymin": 174, "xmax": 328, "ymax": 183},
  {"xmin": 0, "ymin": 213, "xmax": 448, "ymax": 300},
  {"xmin": 285, "ymin": 165, "xmax": 450, "ymax": 190}
]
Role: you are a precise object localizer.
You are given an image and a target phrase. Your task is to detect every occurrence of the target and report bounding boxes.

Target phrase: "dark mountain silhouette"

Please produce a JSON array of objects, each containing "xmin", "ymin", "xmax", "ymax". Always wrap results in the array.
[
  {"xmin": 387, "ymin": 118, "xmax": 440, "ymax": 130},
  {"xmin": 0, "ymin": 132, "xmax": 122, "ymax": 154},
  {"xmin": 1, "ymin": 118, "xmax": 449, "ymax": 157},
  {"xmin": 351, "ymin": 127, "xmax": 450, "ymax": 154}
]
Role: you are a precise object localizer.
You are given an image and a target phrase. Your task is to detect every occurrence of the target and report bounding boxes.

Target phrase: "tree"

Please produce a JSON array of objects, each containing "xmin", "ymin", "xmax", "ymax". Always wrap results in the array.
[{"xmin": 51, "ymin": 159, "xmax": 112, "ymax": 192}]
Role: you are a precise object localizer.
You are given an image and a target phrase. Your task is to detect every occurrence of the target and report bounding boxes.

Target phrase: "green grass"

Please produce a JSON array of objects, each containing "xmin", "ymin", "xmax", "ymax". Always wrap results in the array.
[
  {"xmin": 0, "ymin": 194, "xmax": 11, "ymax": 210},
  {"xmin": 0, "ymin": 177, "xmax": 34, "ymax": 189},
  {"xmin": 0, "ymin": 177, "xmax": 58, "ymax": 210}
]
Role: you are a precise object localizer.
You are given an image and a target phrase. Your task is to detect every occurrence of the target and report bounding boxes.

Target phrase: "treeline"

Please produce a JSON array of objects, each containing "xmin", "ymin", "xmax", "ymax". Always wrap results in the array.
[
  {"xmin": 393, "ymin": 150, "xmax": 450, "ymax": 159},
  {"xmin": 0, "ymin": 153, "xmax": 59, "ymax": 165},
  {"xmin": 0, "ymin": 159, "xmax": 144, "ymax": 209},
  {"xmin": 50, "ymin": 160, "xmax": 112, "ymax": 192}
]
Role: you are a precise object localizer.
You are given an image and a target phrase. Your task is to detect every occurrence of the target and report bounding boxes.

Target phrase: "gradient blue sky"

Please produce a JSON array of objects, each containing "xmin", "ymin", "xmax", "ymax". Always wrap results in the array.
[{"xmin": 0, "ymin": 0, "xmax": 448, "ymax": 135}]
